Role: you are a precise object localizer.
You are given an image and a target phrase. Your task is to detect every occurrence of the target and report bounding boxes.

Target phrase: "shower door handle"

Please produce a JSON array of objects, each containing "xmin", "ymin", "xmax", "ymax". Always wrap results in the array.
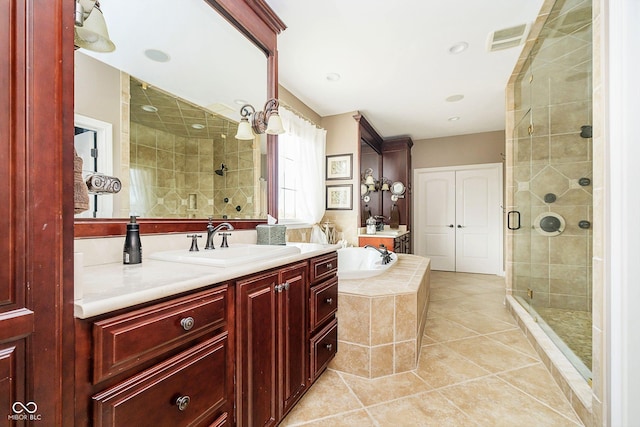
[{"xmin": 507, "ymin": 211, "xmax": 521, "ymax": 230}]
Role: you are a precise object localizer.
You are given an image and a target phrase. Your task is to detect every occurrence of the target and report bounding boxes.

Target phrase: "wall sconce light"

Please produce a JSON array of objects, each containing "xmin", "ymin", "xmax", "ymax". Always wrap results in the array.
[
  {"xmin": 380, "ymin": 177, "xmax": 391, "ymax": 191},
  {"xmin": 74, "ymin": 0, "xmax": 116, "ymax": 52},
  {"xmin": 363, "ymin": 168, "xmax": 379, "ymax": 192},
  {"xmin": 235, "ymin": 98, "xmax": 285, "ymax": 140}
]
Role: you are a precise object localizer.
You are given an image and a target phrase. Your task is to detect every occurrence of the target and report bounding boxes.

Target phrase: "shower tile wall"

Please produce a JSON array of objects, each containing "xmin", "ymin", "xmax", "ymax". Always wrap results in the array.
[
  {"xmin": 130, "ymin": 122, "xmax": 257, "ymax": 218},
  {"xmin": 510, "ymin": 0, "xmax": 593, "ymax": 312},
  {"xmin": 127, "ymin": 76, "xmax": 258, "ymax": 219}
]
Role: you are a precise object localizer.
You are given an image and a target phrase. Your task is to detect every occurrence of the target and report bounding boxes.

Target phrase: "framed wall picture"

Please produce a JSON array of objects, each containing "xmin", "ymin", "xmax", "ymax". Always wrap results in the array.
[
  {"xmin": 326, "ymin": 154, "xmax": 353, "ymax": 180},
  {"xmin": 326, "ymin": 184, "xmax": 353, "ymax": 210}
]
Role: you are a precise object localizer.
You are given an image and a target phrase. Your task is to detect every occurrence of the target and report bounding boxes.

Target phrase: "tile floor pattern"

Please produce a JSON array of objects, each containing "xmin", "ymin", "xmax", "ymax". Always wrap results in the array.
[{"xmin": 281, "ymin": 271, "xmax": 584, "ymax": 426}]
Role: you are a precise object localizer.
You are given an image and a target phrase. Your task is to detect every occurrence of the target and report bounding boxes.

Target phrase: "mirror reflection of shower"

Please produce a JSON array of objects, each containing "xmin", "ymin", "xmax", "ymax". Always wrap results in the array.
[{"xmin": 215, "ymin": 163, "xmax": 228, "ymax": 176}]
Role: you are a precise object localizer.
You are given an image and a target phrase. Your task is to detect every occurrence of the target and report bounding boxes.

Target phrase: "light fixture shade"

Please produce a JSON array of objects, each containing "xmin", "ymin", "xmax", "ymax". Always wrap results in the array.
[
  {"xmin": 74, "ymin": 5, "xmax": 116, "ymax": 52},
  {"xmin": 365, "ymin": 175, "xmax": 375, "ymax": 185},
  {"xmin": 265, "ymin": 113, "xmax": 285, "ymax": 135},
  {"xmin": 381, "ymin": 181, "xmax": 390, "ymax": 191},
  {"xmin": 235, "ymin": 118, "xmax": 254, "ymax": 140}
]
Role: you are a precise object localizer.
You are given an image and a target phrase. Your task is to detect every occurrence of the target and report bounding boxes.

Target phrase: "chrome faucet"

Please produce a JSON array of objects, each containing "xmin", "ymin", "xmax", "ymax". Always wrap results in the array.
[
  {"xmin": 364, "ymin": 244, "xmax": 392, "ymax": 265},
  {"xmin": 205, "ymin": 218, "xmax": 235, "ymax": 250}
]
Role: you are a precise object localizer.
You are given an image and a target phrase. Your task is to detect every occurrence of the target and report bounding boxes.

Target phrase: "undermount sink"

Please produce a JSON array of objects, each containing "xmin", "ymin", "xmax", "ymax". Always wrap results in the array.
[{"xmin": 149, "ymin": 244, "xmax": 301, "ymax": 267}]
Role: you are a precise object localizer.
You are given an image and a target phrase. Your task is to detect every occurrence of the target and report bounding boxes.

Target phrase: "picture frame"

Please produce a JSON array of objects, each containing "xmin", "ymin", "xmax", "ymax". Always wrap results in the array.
[
  {"xmin": 326, "ymin": 154, "xmax": 353, "ymax": 180},
  {"xmin": 326, "ymin": 184, "xmax": 353, "ymax": 210}
]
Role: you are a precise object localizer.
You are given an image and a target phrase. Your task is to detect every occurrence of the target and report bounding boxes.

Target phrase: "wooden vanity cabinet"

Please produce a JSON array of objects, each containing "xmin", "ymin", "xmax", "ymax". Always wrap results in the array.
[
  {"xmin": 75, "ymin": 285, "xmax": 233, "ymax": 427},
  {"xmin": 358, "ymin": 232, "xmax": 411, "ymax": 254},
  {"xmin": 236, "ymin": 262, "xmax": 308, "ymax": 427},
  {"xmin": 308, "ymin": 253, "xmax": 338, "ymax": 381}
]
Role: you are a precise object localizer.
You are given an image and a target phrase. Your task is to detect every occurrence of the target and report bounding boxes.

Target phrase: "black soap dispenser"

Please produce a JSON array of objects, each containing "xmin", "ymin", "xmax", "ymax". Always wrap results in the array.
[{"xmin": 123, "ymin": 215, "xmax": 142, "ymax": 264}]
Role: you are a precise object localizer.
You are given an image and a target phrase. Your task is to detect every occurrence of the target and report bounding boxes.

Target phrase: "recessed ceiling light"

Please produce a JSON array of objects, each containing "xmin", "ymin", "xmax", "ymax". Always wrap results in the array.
[
  {"xmin": 448, "ymin": 116, "xmax": 461, "ymax": 122},
  {"xmin": 141, "ymin": 105, "xmax": 158, "ymax": 113},
  {"xmin": 144, "ymin": 49, "xmax": 171, "ymax": 62},
  {"xmin": 326, "ymin": 72, "xmax": 341, "ymax": 82},
  {"xmin": 191, "ymin": 124, "xmax": 205, "ymax": 130},
  {"xmin": 448, "ymin": 42, "xmax": 469, "ymax": 54},
  {"xmin": 446, "ymin": 94, "xmax": 465, "ymax": 102}
]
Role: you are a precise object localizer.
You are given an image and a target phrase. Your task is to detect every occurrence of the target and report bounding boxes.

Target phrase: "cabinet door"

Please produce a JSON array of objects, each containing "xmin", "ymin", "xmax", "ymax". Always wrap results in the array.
[
  {"xmin": 236, "ymin": 272, "xmax": 279, "ymax": 427},
  {"xmin": 278, "ymin": 263, "xmax": 308, "ymax": 416}
]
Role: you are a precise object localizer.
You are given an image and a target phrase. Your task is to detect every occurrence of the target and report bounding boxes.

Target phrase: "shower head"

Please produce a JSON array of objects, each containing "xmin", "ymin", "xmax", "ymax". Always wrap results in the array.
[{"xmin": 215, "ymin": 163, "xmax": 228, "ymax": 176}]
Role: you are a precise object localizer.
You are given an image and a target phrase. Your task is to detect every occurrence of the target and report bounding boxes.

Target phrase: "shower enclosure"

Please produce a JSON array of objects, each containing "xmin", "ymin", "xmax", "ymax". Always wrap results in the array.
[{"xmin": 509, "ymin": 0, "xmax": 592, "ymax": 380}]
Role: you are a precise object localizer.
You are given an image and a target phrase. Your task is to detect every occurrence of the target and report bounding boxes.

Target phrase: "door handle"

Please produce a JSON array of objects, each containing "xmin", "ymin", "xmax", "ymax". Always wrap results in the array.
[
  {"xmin": 457, "ymin": 225, "xmax": 463, "ymax": 228},
  {"xmin": 448, "ymin": 224, "xmax": 454, "ymax": 228},
  {"xmin": 507, "ymin": 211, "xmax": 521, "ymax": 230}
]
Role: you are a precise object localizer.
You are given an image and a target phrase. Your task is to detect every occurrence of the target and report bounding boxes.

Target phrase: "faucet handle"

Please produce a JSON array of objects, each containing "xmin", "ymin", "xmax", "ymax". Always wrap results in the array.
[
  {"xmin": 187, "ymin": 234, "xmax": 202, "ymax": 252},
  {"xmin": 219, "ymin": 232, "xmax": 231, "ymax": 248}
]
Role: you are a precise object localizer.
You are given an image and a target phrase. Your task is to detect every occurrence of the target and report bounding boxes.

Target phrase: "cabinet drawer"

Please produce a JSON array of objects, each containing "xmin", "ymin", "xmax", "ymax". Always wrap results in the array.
[
  {"xmin": 93, "ymin": 334, "xmax": 229, "ymax": 427},
  {"xmin": 93, "ymin": 286, "xmax": 228, "ymax": 383},
  {"xmin": 310, "ymin": 319, "xmax": 338, "ymax": 381},
  {"xmin": 310, "ymin": 253, "xmax": 337, "ymax": 284},
  {"xmin": 310, "ymin": 276, "xmax": 338, "ymax": 331}
]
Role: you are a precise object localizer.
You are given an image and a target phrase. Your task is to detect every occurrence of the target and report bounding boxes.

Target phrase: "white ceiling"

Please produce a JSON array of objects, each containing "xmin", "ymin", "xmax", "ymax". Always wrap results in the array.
[{"xmin": 265, "ymin": 0, "xmax": 544, "ymax": 140}]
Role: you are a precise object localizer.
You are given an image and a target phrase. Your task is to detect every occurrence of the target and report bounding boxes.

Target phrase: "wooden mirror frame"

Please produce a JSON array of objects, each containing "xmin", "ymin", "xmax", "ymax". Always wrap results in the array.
[{"xmin": 74, "ymin": 0, "xmax": 286, "ymax": 238}]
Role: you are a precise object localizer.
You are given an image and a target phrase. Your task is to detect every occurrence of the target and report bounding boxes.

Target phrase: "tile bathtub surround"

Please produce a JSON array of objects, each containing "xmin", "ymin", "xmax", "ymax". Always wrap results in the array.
[
  {"xmin": 281, "ymin": 271, "xmax": 583, "ymax": 426},
  {"xmin": 329, "ymin": 255, "xmax": 430, "ymax": 378}
]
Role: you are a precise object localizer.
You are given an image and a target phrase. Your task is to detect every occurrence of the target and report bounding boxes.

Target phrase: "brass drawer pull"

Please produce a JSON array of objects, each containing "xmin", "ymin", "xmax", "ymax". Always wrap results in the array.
[
  {"xmin": 175, "ymin": 395, "xmax": 190, "ymax": 411},
  {"xmin": 324, "ymin": 297, "xmax": 333, "ymax": 305},
  {"xmin": 326, "ymin": 262, "xmax": 333, "ymax": 269},
  {"xmin": 325, "ymin": 343, "xmax": 333, "ymax": 352},
  {"xmin": 180, "ymin": 317, "xmax": 195, "ymax": 331}
]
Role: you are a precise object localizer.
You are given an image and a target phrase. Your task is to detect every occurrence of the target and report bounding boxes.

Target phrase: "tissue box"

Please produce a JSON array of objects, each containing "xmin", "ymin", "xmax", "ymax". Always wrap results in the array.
[{"xmin": 256, "ymin": 224, "xmax": 286, "ymax": 245}]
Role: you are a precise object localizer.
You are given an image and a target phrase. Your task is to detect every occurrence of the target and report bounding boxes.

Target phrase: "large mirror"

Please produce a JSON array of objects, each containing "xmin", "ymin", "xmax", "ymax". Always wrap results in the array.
[{"xmin": 74, "ymin": 0, "xmax": 271, "ymax": 229}]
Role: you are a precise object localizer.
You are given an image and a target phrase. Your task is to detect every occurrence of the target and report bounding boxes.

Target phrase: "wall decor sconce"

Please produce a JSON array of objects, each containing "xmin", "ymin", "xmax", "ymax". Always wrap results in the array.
[
  {"xmin": 362, "ymin": 168, "xmax": 379, "ymax": 192},
  {"xmin": 235, "ymin": 98, "xmax": 285, "ymax": 140},
  {"xmin": 74, "ymin": 0, "xmax": 116, "ymax": 52}
]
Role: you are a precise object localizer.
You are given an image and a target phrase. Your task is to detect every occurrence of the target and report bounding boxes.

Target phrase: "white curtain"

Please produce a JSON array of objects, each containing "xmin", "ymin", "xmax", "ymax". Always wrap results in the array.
[{"xmin": 279, "ymin": 107, "xmax": 327, "ymax": 242}]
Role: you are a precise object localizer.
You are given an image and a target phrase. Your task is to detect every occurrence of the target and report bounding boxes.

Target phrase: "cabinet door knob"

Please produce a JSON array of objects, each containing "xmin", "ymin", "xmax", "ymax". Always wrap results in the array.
[
  {"xmin": 325, "ymin": 343, "xmax": 333, "ymax": 352},
  {"xmin": 457, "ymin": 224, "xmax": 464, "ymax": 228},
  {"xmin": 448, "ymin": 224, "xmax": 454, "ymax": 228},
  {"xmin": 284, "ymin": 282, "xmax": 290, "ymax": 291},
  {"xmin": 324, "ymin": 297, "xmax": 333, "ymax": 305},
  {"xmin": 175, "ymin": 395, "xmax": 191, "ymax": 411},
  {"xmin": 180, "ymin": 317, "xmax": 195, "ymax": 331}
]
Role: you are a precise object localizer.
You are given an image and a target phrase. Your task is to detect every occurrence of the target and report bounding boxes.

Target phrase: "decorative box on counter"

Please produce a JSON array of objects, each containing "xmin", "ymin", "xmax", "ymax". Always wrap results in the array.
[{"xmin": 256, "ymin": 224, "xmax": 286, "ymax": 245}]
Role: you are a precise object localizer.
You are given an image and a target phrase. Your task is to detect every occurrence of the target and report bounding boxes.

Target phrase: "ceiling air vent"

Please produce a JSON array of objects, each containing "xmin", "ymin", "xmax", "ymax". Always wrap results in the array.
[{"xmin": 487, "ymin": 23, "xmax": 530, "ymax": 52}]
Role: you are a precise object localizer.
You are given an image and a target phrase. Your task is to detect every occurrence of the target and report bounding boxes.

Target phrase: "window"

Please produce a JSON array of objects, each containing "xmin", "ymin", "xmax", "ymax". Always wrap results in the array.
[{"xmin": 276, "ymin": 108, "xmax": 326, "ymax": 226}]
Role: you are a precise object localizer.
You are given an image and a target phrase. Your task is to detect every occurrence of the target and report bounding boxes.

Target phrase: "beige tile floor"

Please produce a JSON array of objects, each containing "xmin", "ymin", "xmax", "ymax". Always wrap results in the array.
[{"xmin": 281, "ymin": 271, "xmax": 584, "ymax": 426}]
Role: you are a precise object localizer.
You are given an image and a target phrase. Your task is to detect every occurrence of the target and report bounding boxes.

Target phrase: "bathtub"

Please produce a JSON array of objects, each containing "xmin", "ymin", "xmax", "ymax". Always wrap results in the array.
[
  {"xmin": 331, "ymin": 252, "xmax": 431, "ymax": 378},
  {"xmin": 337, "ymin": 247, "xmax": 398, "ymax": 279}
]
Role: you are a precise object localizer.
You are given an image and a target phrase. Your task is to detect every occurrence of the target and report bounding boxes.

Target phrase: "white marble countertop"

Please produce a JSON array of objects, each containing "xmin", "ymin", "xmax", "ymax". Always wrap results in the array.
[
  {"xmin": 357, "ymin": 225, "xmax": 409, "ymax": 238},
  {"xmin": 74, "ymin": 242, "xmax": 341, "ymax": 319}
]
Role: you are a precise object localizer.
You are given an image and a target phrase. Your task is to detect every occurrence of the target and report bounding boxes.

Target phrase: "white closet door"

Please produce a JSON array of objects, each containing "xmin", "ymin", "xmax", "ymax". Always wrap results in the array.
[
  {"xmin": 414, "ymin": 164, "xmax": 502, "ymax": 274},
  {"xmin": 415, "ymin": 170, "xmax": 456, "ymax": 271},
  {"xmin": 454, "ymin": 167, "xmax": 501, "ymax": 274}
]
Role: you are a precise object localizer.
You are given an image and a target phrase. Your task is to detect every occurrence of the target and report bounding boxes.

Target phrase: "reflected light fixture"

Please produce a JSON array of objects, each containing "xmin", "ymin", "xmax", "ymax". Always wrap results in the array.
[
  {"xmin": 235, "ymin": 98, "xmax": 285, "ymax": 140},
  {"xmin": 74, "ymin": 0, "xmax": 116, "ymax": 52},
  {"xmin": 363, "ymin": 168, "xmax": 379, "ymax": 192}
]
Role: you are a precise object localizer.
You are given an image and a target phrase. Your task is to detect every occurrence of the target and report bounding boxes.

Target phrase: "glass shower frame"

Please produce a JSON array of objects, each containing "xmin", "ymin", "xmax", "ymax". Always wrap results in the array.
[{"xmin": 510, "ymin": 0, "xmax": 593, "ymax": 380}]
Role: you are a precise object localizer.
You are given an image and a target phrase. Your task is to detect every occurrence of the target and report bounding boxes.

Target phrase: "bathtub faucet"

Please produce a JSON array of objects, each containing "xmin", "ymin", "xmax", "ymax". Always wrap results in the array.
[{"xmin": 364, "ymin": 244, "xmax": 392, "ymax": 265}]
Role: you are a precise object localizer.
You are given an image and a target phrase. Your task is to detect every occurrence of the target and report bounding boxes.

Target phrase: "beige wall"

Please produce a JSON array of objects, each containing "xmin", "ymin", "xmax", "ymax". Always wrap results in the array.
[
  {"xmin": 279, "ymin": 85, "xmax": 322, "ymax": 125},
  {"xmin": 321, "ymin": 112, "xmax": 360, "ymax": 246},
  {"xmin": 412, "ymin": 130, "xmax": 505, "ymax": 169}
]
